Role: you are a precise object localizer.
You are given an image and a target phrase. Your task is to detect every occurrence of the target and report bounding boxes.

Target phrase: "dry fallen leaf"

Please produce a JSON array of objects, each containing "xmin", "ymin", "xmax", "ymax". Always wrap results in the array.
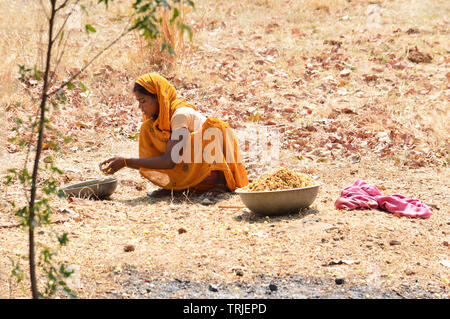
[
  {"xmin": 322, "ymin": 259, "xmax": 357, "ymax": 266},
  {"xmin": 408, "ymin": 47, "xmax": 432, "ymax": 63},
  {"xmin": 363, "ymin": 74, "xmax": 378, "ymax": 82}
]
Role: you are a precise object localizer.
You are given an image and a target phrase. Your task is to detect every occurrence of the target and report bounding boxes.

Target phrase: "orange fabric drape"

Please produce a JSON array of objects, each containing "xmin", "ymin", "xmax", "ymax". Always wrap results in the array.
[{"xmin": 136, "ymin": 73, "xmax": 248, "ymax": 191}]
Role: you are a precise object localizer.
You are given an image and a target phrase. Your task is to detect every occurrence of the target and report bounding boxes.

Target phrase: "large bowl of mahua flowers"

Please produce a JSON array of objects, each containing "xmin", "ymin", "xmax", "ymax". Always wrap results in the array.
[{"xmin": 235, "ymin": 167, "xmax": 320, "ymax": 216}]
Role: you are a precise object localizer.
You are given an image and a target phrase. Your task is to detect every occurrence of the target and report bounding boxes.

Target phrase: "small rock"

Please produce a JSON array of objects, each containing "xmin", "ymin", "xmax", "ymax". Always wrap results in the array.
[
  {"xmin": 201, "ymin": 198, "xmax": 213, "ymax": 205},
  {"xmin": 123, "ymin": 245, "xmax": 135, "ymax": 252},
  {"xmin": 303, "ymin": 217, "xmax": 321, "ymax": 223},
  {"xmin": 233, "ymin": 269, "xmax": 244, "ymax": 277},
  {"xmin": 389, "ymin": 240, "xmax": 401, "ymax": 246},
  {"xmin": 335, "ymin": 278, "xmax": 345, "ymax": 285},
  {"xmin": 268, "ymin": 283, "xmax": 278, "ymax": 292},
  {"xmin": 340, "ymin": 69, "xmax": 351, "ymax": 77},
  {"xmin": 208, "ymin": 284, "xmax": 219, "ymax": 292},
  {"xmin": 305, "ymin": 125, "xmax": 317, "ymax": 132},
  {"xmin": 324, "ymin": 39, "xmax": 342, "ymax": 47},
  {"xmin": 178, "ymin": 227, "xmax": 187, "ymax": 234},
  {"xmin": 406, "ymin": 28, "xmax": 420, "ymax": 34},
  {"xmin": 428, "ymin": 203, "xmax": 439, "ymax": 210},
  {"xmin": 351, "ymin": 155, "xmax": 361, "ymax": 163},
  {"xmin": 408, "ymin": 48, "xmax": 432, "ymax": 63},
  {"xmin": 283, "ymin": 107, "xmax": 295, "ymax": 113}
]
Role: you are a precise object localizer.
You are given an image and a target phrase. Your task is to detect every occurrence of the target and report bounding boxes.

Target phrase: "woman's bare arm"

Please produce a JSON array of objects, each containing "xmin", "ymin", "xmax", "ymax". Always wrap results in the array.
[{"xmin": 100, "ymin": 128, "xmax": 189, "ymax": 174}]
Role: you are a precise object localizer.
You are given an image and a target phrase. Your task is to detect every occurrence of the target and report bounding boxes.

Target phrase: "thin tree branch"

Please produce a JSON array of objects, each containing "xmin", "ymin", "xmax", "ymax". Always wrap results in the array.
[
  {"xmin": 55, "ymin": 0, "xmax": 72, "ymax": 12},
  {"xmin": 21, "ymin": 108, "xmax": 42, "ymax": 204},
  {"xmin": 38, "ymin": 24, "xmax": 45, "ymax": 72},
  {"xmin": 49, "ymin": 29, "xmax": 72, "ymax": 87},
  {"xmin": 47, "ymin": 18, "xmax": 134, "ymax": 97},
  {"xmin": 52, "ymin": 0, "xmax": 81, "ymax": 43},
  {"xmin": 28, "ymin": 0, "xmax": 58, "ymax": 299},
  {"xmin": 52, "ymin": 12, "xmax": 70, "ymax": 44}
]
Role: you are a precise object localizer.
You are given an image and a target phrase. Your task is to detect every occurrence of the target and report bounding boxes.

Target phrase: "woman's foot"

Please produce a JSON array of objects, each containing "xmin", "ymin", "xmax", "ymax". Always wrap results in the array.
[
  {"xmin": 147, "ymin": 188, "xmax": 183, "ymax": 198},
  {"xmin": 209, "ymin": 183, "xmax": 229, "ymax": 193}
]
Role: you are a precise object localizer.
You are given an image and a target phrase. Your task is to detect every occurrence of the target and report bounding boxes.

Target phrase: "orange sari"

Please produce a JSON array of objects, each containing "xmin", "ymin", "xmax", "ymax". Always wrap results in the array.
[{"xmin": 136, "ymin": 73, "xmax": 248, "ymax": 191}]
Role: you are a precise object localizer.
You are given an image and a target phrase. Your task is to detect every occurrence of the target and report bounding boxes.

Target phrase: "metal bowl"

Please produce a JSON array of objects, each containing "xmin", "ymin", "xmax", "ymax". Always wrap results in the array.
[
  {"xmin": 61, "ymin": 178, "xmax": 118, "ymax": 199},
  {"xmin": 235, "ymin": 184, "xmax": 321, "ymax": 216}
]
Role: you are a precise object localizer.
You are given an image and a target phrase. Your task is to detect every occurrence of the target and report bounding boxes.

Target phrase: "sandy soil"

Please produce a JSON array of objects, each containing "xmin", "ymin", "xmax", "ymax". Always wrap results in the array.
[
  {"xmin": 1, "ymin": 139, "xmax": 448, "ymax": 298},
  {"xmin": 1, "ymin": 0, "xmax": 449, "ymax": 298}
]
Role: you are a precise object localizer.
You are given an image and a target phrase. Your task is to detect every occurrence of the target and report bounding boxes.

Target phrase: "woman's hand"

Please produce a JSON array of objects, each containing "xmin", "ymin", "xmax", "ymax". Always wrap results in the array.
[{"xmin": 99, "ymin": 157, "xmax": 125, "ymax": 175}]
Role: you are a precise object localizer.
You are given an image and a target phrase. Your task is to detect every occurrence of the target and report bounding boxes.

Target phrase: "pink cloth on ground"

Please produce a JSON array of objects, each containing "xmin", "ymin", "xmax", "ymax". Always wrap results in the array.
[{"xmin": 335, "ymin": 179, "xmax": 432, "ymax": 219}]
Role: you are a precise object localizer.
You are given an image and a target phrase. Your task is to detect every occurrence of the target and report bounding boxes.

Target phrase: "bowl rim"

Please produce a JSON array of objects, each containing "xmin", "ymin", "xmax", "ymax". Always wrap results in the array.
[
  {"xmin": 235, "ymin": 183, "xmax": 322, "ymax": 194},
  {"xmin": 61, "ymin": 178, "xmax": 118, "ymax": 190}
]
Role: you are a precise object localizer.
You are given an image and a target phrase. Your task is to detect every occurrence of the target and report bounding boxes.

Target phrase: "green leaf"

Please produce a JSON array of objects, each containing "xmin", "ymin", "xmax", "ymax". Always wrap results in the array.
[
  {"xmin": 64, "ymin": 137, "xmax": 73, "ymax": 144},
  {"xmin": 342, "ymin": 61, "xmax": 355, "ymax": 70},
  {"xmin": 18, "ymin": 64, "xmax": 31, "ymax": 82},
  {"xmin": 184, "ymin": 0, "xmax": 195, "ymax": 8},
  {"xmin": 161, "ymin": 42, "xmax": 175, "ymax": 55},
  {"xmin": 128, "ymin": 132, "xmax": 140, "ymax": 140},
  {"xmin": 168, "ymin": 44, "xmax": 175, "ymax": 55},
  {"xmin": 77, "ymin": 81, "xmax": 87, "ymax": 92},
  {"xmin": 170, "ymin": 8, "xmax": 179, "ymax": 24},
  {"xmin": 33, "ymin": 65, "xmax": 43, "ymax": 80},
  {"xmin": 85, "ymin": 24, "xmax": 97, "ymax": 33},
  {"xmin": 9, "ymin": 257, "xmax": 24, "ymax": 283},
  {"xmin": 161, "ymin": 0, "xmax": 171, "ymax": 9},
  {"xmin": 57, "ymin": 190, "xmax": 67, "ymax": 198},
  {"xmin": 51, "ymin": 165, "xmax": 64, "ymax": 175},
  {"xmin": 58, "ymin": 233, "xmax": 69, "ymax": 246},
  {"xmin": 178, "ymin": 23, "xmax": 193, "ymax": 41},
  {"xmin": 67, "ymin": 82, "xmax": 75, "ymax": 90},
  {"xmin": 57, "ymin": 89, "xmax": 67, "ymax": 103},
  {"xmin": 98, "ymin": 0, "xmax": 110, "ymax": 8},
  {"xmin": 5, "ymin": 176, "xmax": 13, "ymax": 185}
]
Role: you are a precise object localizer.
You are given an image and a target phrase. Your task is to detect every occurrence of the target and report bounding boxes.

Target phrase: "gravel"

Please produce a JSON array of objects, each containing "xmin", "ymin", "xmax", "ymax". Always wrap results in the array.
[{"xmin": 108, "ymin": 265, "xmax": 444, "ymax": 299}]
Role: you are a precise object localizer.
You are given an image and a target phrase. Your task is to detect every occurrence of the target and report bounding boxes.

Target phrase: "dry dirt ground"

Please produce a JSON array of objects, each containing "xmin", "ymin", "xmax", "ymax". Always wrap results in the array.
[{"xmin": 0, "ymin": 0, "xmax": 449, "ymax": 299}]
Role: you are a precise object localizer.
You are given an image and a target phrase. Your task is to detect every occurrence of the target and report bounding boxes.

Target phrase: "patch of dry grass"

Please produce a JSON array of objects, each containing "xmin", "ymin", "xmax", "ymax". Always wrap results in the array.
[{"xmin": 135, "ymin": 4, "xmax": 193, "ymax": 70}]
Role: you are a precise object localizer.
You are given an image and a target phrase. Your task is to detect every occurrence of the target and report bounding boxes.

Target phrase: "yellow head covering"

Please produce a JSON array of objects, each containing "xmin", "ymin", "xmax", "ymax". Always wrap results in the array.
[
  {"xmin": 135, "ymin": 73, "xmax": 249, "ymax": 192},
  {"xmin": 135, "ymin": 73, "xmax": 196, "ymax": 139}
]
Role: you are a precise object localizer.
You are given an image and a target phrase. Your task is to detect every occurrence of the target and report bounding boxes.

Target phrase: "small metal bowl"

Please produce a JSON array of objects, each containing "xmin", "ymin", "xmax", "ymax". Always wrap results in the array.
[
  {"xmin": 235, "ymin": 184, "xmax": 321, "ymax": 216},
  {"xmin": 61, "ymin": 178, "xmax": 118, "ymax": 199}
]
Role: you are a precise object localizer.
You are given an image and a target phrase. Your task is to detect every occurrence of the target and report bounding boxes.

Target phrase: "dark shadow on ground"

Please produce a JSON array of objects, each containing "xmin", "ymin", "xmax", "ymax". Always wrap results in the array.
[
  {"xmin": 233, "ymin": 207, "xmax": 319, "ymax": 224},
  {"xmin": 106, "ymin": 264, "xmax": 442, "ymax": 299},
  {"xmin": 117, "ymin": 189, "xmax": 235, "ymax": 207}
]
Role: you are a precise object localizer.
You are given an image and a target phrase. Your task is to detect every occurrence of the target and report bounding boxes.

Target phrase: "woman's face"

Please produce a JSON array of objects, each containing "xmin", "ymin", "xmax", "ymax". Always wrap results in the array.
[{"xmin": 134, "ymin": 91, "xmax": 158, "ymax": 118}]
